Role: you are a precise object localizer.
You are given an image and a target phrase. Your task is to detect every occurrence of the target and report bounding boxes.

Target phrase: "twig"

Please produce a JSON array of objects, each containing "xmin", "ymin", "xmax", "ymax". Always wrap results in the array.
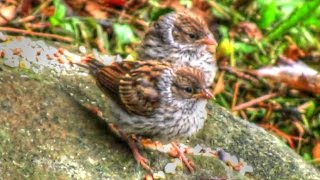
[
  {"xmin": 17, "ymin": 15, "xmax": 36, "ymax": 23},
  {"xmin": 0, "ymin": 27, "xmax": 74, "ymax": 42},
  {"xmin": 102, "ymin": 7, "xmax": 149, "ymax": 29},
  {"xmin": 220, "ymin": 66, "xmax": 260, "ymax": 84},
  {"xmin": 231, "ymin": 82, "xmax": 240, "ymax": 110},
  {"xmin": 206, "ymin": 1, "xmax": 231, "ymax": 20},
  {"xmin": 239, "ymin": 110, "xmax": 248, "ymax": 120},
  {"xmin": 262, "ymin": 103, "xmax": 273, "ymax": 122},
  {"xmin": 260, "ymin": 123, "xmax": 305, "ymax": 149},
  {"xmin": 292, "ymin": 121, "xmax": 305, "ymax": 154},
  {"xmin": 232, "ymin": 92, "xmax": 279, "ymax": 111}
]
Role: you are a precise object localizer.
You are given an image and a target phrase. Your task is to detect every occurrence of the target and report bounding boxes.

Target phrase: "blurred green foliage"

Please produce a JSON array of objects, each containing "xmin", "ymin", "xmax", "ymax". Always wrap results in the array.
[
  {"xmin": 112, "ymin": 23, "xmax": 139, "ymax": 54},
  {"xmin": 49, "ymin": 0, "xmax": 66, "ymax": 26}
]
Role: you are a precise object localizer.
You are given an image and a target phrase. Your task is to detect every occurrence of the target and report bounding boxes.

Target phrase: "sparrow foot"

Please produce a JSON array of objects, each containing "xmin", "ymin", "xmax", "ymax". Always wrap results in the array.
[
  {"xmin": 170, "ymin": 142, "xmax": 195, "ymax": 173},
  {"xmin": 108, "ymin": 124, "xmax": 151, "ymax": 171},
  {"xmin": 127, "ymin": 136, "xmax": 151, "ymax": 171}
]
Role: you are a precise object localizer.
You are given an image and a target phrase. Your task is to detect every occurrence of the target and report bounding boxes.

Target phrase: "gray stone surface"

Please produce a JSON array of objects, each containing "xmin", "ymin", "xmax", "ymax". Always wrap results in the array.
[{"xmin": 0, "ymin": 58, "xmax": 319, "ymax": 179}]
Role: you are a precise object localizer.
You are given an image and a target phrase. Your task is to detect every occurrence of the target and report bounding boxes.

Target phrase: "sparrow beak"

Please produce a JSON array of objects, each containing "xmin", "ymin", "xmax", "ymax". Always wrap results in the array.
[
  {"xmin": 199, "ymin": 35, "xmax": 217, "ymax": 46},
  {"xmin": 194, "ymin": 89, "xmax": 214, "ymax": 100}
]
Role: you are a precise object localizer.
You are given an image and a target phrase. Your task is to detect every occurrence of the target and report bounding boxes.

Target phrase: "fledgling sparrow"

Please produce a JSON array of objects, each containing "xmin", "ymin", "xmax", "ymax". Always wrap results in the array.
[
  {"xmin": 81, "ymin": 58, "xmax": 213, "ymax": 171},
  {"xmin": 138, "ymin": 11, "xmax": 217, "ymax": 86}
]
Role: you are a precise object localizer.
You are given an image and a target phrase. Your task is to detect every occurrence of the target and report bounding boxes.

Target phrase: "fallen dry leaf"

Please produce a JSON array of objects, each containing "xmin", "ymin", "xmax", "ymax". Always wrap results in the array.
[
  {"xmin": 104, "ymin": 0, "xmax": 127, "ymax": 7},
  {"xmin": 312, "ymin": 142, "xmax": 320, "ymax": 163},
  {"xmin": 85, "ymin": 1, "xmax": 108, "ymax": 19},
  {"xmin": 212, "ymin": 71, "xmax": 225, "ymax": 95},
  {"xmin": 0, "ymin": 5, "xmax": 17, "ymax": 25},
  {"xmin": 20, "ymin": 0, "xmax": 32, "ymax": 17},
  {"xmin": 284, "ymin": 44, "xmax": 306, "ymax": 61},
  {"xmin": 64, "ymin": 0, "xmax": 87, "ymax": 12},
  {"xmin": 230, "ymin": 21, "xmax": 263, "ymax": 41},
  {"xmin": 256, "ymin": 60, "xmax": 320, "ymax": 94}
]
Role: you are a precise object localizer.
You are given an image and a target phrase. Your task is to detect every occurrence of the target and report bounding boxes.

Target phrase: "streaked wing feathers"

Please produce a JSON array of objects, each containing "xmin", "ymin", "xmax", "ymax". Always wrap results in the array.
[{"xmin": 95, "ymin": 60, "xmax": 169, "ymax": 116}]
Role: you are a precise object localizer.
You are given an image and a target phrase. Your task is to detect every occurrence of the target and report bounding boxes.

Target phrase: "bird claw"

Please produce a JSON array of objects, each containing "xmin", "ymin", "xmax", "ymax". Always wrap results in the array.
[
  {"xmin": 183, "ymin": 158, "xmax": 195, "ymax": 173},
  {"xmin": 108, "ymin": 123, "xmax": 121, "ymax": 138},
  {"xmin": 133, "ymin": 150, "xmax": 151, "ymax": 171},
  {"xmin": 127, "ymin": 136, "xmax": 151, "ymax": 171},
  {"xmin": 171, "ymin": 142, "xmax": 195, "ymax": 173}
]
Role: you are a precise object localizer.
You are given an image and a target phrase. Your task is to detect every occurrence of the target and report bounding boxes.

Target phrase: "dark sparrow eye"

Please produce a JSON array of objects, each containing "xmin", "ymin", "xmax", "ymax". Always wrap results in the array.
[
  {"xmin": 184, "ymin": 87, "xmax": 194, "ymax": 94},
  {"xmin": 188, "ymin": 33, "xmax": 197, "ymax": 39}
]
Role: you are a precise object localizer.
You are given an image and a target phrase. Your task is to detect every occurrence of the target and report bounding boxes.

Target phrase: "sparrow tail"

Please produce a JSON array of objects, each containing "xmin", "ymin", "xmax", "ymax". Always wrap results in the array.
[{"xmin": 76, "ymin": 56, "xmax": 105, "ymax": 74}]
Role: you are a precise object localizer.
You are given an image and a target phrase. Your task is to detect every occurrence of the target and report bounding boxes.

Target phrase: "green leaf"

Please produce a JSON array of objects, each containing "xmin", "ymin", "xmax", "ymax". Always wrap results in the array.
[
  {"xmin": 304, "ymin": 17, "xmax": 320, "ymax": 28},
  {"xmin": 264, "ymin": 0, "xmax": 320, "ymax": 42},
  {"xmin": 96, "ymin": 25, "xmax": 110, "ymax": 51},
  {"xmin": 49, "ymin": 17, "xmax": 60, "ymax": 26},
  {"xmin": 303, "ymin": 153, "xmax": 312, "ymax": 161},
  {"xmin": 54, "ymin": 3, "xmax": 66, "ymax": 20},
  {"xmin": 49, "ymin": 0, "xmax": 67, "ymax": 26},
  {"xmin": 305, "ymin": 101, "xmax": 316, "ymax": 119},
  {"xmin": 234, "ymin": 42, "xmax": 256, "ymax": 54},
  {"xmin": 303, "ymin": 6, "xmax": 320, "ymax": 29},
  {"xmin": 113, "ymin": 23, "xmax": 138, "ymax": 45},
  {"xmin": 61, "ymin": 21, "xmax": 75, "ymax": 33},
  {"xmin": 257, "ymin": 1, "xmax": 278, "ymax": 29},
  {"xmin": 150, "ymin": 8, "xmax": 173, "ymax": 21},
  {"xmin": 113, "ymin": 23, "xmax": 139, "ymax": 53},
  {"xmin": 218, "ymin": 25, "xmax": 229, "ymax": 38},
  {"xmin": 58, "ymin": 17, "xmax": 81, "ymax": 40}
]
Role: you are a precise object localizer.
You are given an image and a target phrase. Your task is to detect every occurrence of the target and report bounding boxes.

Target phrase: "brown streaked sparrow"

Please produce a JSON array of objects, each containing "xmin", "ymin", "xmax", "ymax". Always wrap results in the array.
[
  {"xmin": 138, "ymin": 11, "xmax": 218, "ymax": 86},
  {"xmin": 81, "ymin": 58, "xmax": 213, "ymax": 172}
]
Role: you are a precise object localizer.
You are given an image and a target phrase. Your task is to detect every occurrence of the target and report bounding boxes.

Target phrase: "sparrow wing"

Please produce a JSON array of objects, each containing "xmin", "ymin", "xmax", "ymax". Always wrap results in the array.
[
  {"xmin": 94, "ymin": 61, "xmax": 133, "ymax": 101},
  {"xmin": 94, "ymin": 60, "xmax": 168, "ymax": 116}
]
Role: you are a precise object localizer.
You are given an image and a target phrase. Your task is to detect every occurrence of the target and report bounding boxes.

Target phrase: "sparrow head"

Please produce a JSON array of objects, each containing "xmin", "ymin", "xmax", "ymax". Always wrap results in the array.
[
  {"xmin": 171, "ymin": 67, "xmax": 213, "ymax": 100},
  {"xmin": 171, "ymin": 12, "xmax": 217, "ymax": 47}
]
